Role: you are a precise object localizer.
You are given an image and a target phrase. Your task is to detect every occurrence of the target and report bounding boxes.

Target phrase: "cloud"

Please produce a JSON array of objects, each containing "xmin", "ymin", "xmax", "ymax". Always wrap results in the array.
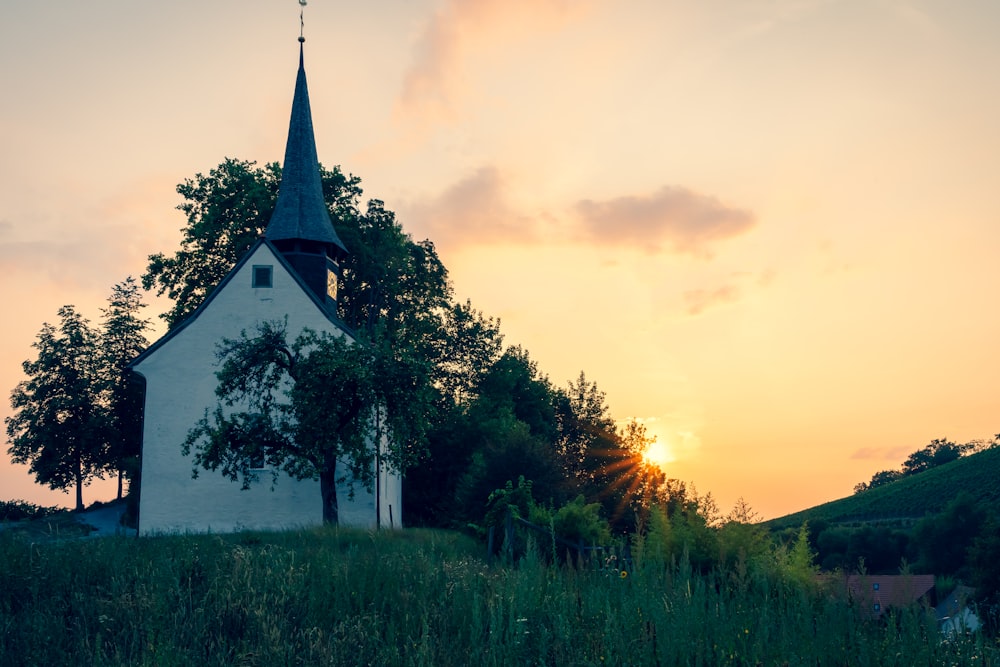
[
  {"xmin": 683, "ymin": 285, "xmax": 741, "ymax": 316},
  {"xmin": 402, "ymin": 166, "xmax": 542, "ymax": 252},
  {"xmin": 404, "ymin": 169, "xmax": 758, "ymax": 262},
  {"xmin": 397, "ymin": 0, "xmax": 590, "ymax": 121},
  {"xmin": 573, "ymin": 186, "xmax": 756, "ymax": 256}
]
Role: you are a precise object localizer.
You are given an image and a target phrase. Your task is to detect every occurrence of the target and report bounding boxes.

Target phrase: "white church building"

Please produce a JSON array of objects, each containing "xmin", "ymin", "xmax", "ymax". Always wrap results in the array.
[{"xmin": 129, "ymin": 40, "xmax": 401, "ymax": 535}]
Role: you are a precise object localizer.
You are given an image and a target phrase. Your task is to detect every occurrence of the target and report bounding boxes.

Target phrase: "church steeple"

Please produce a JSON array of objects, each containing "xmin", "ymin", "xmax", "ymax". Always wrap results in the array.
[{"xmin": 265, "ymin": 39, "xmax": 348, "ymax": 310}]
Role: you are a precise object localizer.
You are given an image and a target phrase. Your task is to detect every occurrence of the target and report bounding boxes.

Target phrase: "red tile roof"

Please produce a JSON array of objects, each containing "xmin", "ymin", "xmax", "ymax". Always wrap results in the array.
[{"xmin": 841, "ymin": 574, "xmax": 936, "ymax": 619}]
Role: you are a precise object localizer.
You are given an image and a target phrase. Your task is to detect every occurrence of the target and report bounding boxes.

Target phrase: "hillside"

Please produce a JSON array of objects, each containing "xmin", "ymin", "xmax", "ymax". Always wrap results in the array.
[{"xmin": 766, "ymin": 445, "xmax": 1000, "ymax": 531}]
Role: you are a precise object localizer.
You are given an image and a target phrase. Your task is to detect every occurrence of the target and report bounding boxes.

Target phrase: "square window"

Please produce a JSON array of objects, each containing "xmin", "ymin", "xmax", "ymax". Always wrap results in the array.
[
  {"xmin": 252, "ymin": 265, "xmax": 273, "ymax": 288},
  {"xmin": 873, "ymin": 583, "xmax": 880, "ymax": 591},
  {"xmin": 873, "ymin": 603, "xmax": 880, "ymax": 612}
]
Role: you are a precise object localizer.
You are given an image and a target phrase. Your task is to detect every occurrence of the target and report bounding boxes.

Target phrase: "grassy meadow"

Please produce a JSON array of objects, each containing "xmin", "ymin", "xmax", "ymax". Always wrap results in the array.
[{"xmin": 1, "ymin": 526, "xmax": 996, "ymax": 666}]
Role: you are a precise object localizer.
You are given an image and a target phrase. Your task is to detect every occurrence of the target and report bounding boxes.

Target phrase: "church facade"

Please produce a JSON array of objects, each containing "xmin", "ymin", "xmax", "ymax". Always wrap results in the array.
[{"xmin": 129, "ymin": 42, "xmax": 401, "ymax": 535}]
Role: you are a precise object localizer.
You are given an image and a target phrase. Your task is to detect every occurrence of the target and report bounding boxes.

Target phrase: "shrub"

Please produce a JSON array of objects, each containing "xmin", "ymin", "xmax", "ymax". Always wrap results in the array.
[
  {"xmin": 0, "ymin": 500, "xmax": 63, "ymax": 522},
  {"xmin": 551, "ymin": 495, "xmax": 610, "ymax": 546}
]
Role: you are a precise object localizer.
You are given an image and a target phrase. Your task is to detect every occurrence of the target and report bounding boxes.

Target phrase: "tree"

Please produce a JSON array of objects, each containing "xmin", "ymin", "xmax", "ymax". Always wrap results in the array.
[
  {"xmin": 783, "ymin": 522, "xmax": 821, "ymax": 588},
  {"xmin": 718, "ymin": 498, "xmax": 769, "ymax": 572},
  {"xmin": 454, "ymin": 414, "xmax": 567, "ymax": 519},
  {"xmin": 854, "ymin": 468, "xmax": 903, "ymax": 494},
  {"xmin": 446, "ymin": 346, "xmax": 570, "ymax": 521},
  {"xmin": 901, "ymin": 438, "xmax": 967, "ymax": 477},
  {"xmin": 968, "ymin": 514, "xmax": 1000, "ymax": 613},
  {"xmin": 556, "ymin": 371, "xmax": 616, "ymax": 484},
  {"xmin": 99, "ymin": 277, "xmax": 150, "ymax": 499},
  {"xmin": 183, "ymin": 320, "xmax": 432, "ymax": 524},
  {"xmin": 474, "ymin": 346, "xmax": 560, "ymax": 443},
  {"xmin": 586, "ymin": 418, "xmax": 659, "ymax": 533},
  {"xmin": 336, "ymin": 199, "xmax": 451, "ymax": 346},
  {"xmin": 911, "ymin": 492, "xmax": 986, "ymax": 577},
  {"xmin": 554, "ymin": 372, "xmax": 656, "ymax": 532},
  {"xmin": 143, "ymin": 159, "xmax": 363, "ymax": 328},
  {"xmin": 6, "ymin": 306, "xmax": 109, "ymax": 510},
  {"xmin": 432, "ymin": 299, "xmax": 504, "ymax": 407}
]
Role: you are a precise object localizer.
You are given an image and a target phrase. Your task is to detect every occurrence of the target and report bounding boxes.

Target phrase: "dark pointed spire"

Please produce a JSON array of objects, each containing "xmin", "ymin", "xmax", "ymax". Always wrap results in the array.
[{"xmin": 265, "ymin": 41, "xmax": 348, "ymax": 256}]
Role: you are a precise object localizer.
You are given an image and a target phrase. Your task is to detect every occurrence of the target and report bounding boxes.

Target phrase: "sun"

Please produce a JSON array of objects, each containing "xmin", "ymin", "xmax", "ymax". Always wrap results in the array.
[{"xmin": 642, "ymin": 438, "xmax": 674, "ymax": 471}]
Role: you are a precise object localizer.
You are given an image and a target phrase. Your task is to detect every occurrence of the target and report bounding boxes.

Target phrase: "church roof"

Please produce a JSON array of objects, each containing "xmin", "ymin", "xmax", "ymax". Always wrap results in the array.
[{"xmin": 265, "ymin": 41, "xmax": 348, "ymax": 256}]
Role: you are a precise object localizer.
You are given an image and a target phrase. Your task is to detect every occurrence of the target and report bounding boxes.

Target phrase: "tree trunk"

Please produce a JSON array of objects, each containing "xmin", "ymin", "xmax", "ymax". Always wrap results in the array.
[
  {"xmin": 320, "ymin": 466, "xmax": 339, "ymax": 525},
  {"xmin": 74, "ymin": 457, "xmax": 84, "ymax": 512},
  {"xmin": 117, "ymin": 468, "xmax": 124, "ymax": 501}
]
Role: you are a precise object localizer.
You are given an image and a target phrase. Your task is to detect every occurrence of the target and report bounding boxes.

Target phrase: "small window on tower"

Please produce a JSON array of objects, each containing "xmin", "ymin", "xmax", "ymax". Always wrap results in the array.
[
  {"xmin": 252, "ymin": 265, "xmax": 273, "ymax": 288},
  {"xmin": 326, "ymin": 259, "xmax": 339, "ymax": 301}
]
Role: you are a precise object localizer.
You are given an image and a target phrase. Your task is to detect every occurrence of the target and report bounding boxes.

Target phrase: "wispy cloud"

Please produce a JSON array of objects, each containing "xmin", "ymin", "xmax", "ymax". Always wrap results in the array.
[
  {"xmin": 573, "ymin": 186, "xmax": 756, "ymax": 256},
  {"xmin": 397, "ymin": 0, "xmax": 591, "ymax": 121},
  {"xmin": 683, "ymin": 285, "xmax": 741, "ymax": 315}
]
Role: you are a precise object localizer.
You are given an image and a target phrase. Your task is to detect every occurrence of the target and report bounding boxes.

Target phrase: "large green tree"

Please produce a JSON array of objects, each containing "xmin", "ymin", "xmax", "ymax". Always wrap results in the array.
[
  {"xmin": 183, "ymin": 320, "xmax": 433, "ymax": 524},
  {"xmin": 6, "ymin": 306, "xmax": 110, "ymax": 510},
  {"xmin": 336, "ymin": 199, "xmax": 451, "ymax": 343}
]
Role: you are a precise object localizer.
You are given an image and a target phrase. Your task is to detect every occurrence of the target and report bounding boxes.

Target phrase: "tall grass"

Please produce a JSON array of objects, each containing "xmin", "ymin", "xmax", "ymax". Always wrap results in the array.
[{"xmin": 1, "ymin": 528, "xmax": 994, "ymax": 666}]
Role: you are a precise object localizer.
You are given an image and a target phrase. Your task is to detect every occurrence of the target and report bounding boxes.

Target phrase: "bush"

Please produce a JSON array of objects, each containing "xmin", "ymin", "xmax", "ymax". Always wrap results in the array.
[
  {"xmin": 551, "ymin": 495, "xmax": 610, "ymax": 546},
  {"xmin": 0, "ymin": 500, "xmax": 63, "ymax": 522}
]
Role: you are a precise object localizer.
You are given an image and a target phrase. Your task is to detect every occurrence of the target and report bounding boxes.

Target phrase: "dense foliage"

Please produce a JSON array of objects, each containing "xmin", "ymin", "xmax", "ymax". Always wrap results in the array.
[
  {"xmin": 2, "ymin": 527, "xmax": 992, "ymax": 666},
  {"xmin": 138, "ymin": 159, "xmax": 667, "ymax": 534}
]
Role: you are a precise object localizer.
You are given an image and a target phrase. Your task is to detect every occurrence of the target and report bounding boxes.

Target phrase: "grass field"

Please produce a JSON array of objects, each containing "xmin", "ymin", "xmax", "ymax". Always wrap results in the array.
[{"xmin": 1, "ymin": 526, "xmax": 995, "ymax": 666}]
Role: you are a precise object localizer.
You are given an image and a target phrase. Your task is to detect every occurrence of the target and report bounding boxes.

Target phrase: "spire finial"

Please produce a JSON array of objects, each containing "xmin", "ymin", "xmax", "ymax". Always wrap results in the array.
[{"xmin": 299, "ymin": 0, "xmax": 307, "ymax": 42}]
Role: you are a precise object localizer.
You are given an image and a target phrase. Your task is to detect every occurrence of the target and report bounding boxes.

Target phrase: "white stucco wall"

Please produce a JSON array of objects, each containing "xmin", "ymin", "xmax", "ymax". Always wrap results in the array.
[{"xmin": 134, "ymin": 243, "xmax": 400, "ymax": 534}]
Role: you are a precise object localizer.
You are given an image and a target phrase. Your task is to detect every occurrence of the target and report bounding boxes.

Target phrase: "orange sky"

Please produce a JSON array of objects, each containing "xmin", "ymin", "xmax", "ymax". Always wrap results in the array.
[{"xmin": 2, "ymin": 1, "xmax": 998, "ymax": 520}]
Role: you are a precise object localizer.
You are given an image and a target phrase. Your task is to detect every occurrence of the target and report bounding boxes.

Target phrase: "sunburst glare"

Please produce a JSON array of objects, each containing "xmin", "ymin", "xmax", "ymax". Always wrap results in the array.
[{"xmin": 643, "ymin": 438, "xmax": 674, "ymax": 471}]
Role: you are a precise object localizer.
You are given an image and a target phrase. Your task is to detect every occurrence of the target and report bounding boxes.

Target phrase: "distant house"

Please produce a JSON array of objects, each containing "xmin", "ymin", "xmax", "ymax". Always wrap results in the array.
[
  {"xmin": 128, "ymin": 41, "xmax": 401, "ymax": 535},
  {"xmin": 841, "ymin": 574, "xmax": 936, "ymax": 620},
  {"xmin": 936, "ymin": 585, "xmax": 981, "ymax": 636}
]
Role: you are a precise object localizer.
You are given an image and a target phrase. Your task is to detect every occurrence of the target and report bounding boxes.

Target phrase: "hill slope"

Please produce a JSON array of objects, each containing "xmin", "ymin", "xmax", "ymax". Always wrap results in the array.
[{"xmin": 767, "ymin": 446, "xmax": 1000, "ymax": 530}]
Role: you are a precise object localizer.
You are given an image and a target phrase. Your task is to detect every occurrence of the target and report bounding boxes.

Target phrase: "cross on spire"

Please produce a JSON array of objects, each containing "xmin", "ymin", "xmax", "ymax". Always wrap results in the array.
[{"xmin": 299, "ymin": 0, "xmax": 307, "ymax": 42}]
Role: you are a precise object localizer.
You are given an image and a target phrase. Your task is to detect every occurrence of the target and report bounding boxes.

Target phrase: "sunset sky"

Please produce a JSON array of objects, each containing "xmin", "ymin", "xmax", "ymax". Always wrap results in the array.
[{"xmin": 2, "ymin": 0, "xmax": 998, "ymax": 520}]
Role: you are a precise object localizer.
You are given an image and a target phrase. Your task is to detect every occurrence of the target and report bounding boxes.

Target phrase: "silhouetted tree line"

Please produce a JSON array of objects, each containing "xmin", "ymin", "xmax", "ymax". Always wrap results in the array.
[{"xmin": 854, "ymin": 436, "xmax": 1000, "ymax": 494}]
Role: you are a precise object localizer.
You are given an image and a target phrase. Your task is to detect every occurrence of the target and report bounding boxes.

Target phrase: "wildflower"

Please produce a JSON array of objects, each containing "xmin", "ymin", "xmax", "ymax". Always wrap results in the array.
[{"xmin": 620, "ymin": 570, "xmax": 628, "ymax": 579}]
